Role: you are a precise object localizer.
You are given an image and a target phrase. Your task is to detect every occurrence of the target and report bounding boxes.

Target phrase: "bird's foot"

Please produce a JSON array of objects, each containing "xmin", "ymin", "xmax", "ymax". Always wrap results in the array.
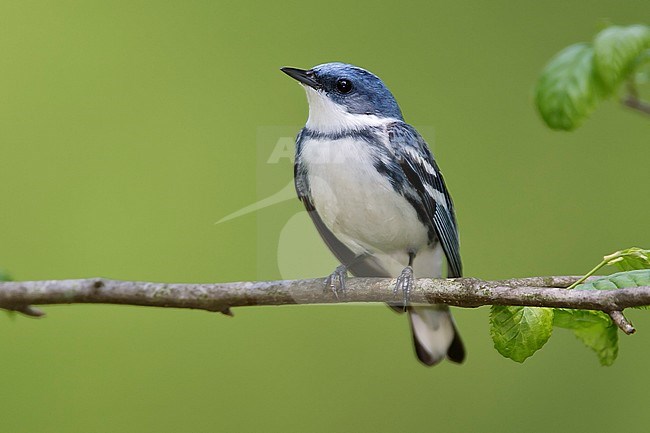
[
  {"xmin": 325, "ymin": 265, "xmax": 348, "ymax": 299},
  {"xmin": 394, "ymin": 266, "xmax": 414, "ymax": 309}
]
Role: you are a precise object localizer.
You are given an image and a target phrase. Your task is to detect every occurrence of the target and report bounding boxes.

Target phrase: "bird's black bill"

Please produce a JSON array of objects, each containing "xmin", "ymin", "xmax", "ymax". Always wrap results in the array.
[{"xmin": 281, "ymin": 67, "xmax": 321, "ymax": 90}]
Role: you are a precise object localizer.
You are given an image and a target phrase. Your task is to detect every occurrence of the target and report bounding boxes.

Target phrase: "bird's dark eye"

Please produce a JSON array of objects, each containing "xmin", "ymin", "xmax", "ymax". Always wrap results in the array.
[{"xmin": 336, "ymin": 78, "xmax": 353, "ymax": 94}]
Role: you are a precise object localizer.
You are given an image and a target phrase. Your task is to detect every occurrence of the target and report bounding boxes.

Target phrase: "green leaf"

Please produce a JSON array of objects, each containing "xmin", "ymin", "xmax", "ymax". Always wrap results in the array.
[
  {"xmin": 552, "ymin": 308, "xmax": 603, "ymax": 328},
  {"xmin": 553, "ymin": 309, "xmax": 618, "ymax": 366},
  {"xmin": 568, "ymin": 247, "xmax": 650, "ymax": 290},
  {"xmin": 574, "ymin": 320, "xmax": 618, "ymax": 366},
  {"xmin": 594, "ymin": 25, "xmax": 650, "ymax": 90},
  {"xmin": 604, "ymin": 247, "xmax": 650, "ymax": 271},
  {"xmin": 555, "ymin": 270, "xmax": 648, "ymax": 365},
  {"xmin": 574, "ymin": 269, "xmax": 650, "ymax": 291},
  {"xmin": 535, "ymin": 43, "xmax": 605, "ymax": 131},
  {"xmin": 490, "ymin": 306, "xmax": 554, "ymax": 363}
]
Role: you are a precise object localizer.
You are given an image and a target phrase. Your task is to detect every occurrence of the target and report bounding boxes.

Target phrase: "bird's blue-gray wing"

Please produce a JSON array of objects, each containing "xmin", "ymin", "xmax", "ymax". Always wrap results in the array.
[{"xmin": 386, "ymin": 122, "xmax": 462, "ymax": 278}]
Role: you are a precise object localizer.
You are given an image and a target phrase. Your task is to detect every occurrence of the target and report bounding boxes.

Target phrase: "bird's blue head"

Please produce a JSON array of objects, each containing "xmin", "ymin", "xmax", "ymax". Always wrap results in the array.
[{"xmin": 281, "ymin": 62, "xmax": 404, "ymax": 132}]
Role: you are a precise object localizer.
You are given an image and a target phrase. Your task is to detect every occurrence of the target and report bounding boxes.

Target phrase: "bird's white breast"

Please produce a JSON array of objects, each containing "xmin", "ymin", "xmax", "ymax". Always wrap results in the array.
[{"xmin": 301, "ymin": 135, "xmax": 429, "ymax": 257}]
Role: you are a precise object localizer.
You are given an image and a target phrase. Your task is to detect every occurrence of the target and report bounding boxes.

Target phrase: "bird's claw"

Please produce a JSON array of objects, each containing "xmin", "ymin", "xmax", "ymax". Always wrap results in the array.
[
  {"xmin": 325, "ymin": 265, "xmax": 348, "ymax": 299},
  {"xmin": 394, "ymin": 266, "xmax": 414, "ymax": 309}
]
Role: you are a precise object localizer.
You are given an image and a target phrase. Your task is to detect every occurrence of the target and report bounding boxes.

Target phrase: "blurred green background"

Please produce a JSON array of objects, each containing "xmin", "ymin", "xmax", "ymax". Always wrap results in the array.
[{"xmin": 1, "ymin": 1, "xmax": 649, "ymax": 432}]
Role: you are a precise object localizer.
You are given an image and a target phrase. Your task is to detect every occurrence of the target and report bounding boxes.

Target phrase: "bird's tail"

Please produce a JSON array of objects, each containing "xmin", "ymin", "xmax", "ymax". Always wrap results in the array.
[{"xmin": 408, "ymin": 305, "xmax": 465, "ymax": 366}]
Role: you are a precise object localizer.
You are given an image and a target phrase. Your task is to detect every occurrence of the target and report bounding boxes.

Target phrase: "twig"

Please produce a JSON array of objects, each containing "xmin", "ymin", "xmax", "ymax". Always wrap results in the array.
[
  {"xmin": 608, "ymin": 310, "xmax": 636, "ymax": 335},
  {"xmin": 622, "ymin": 94, "xmax": 650, "ymax": 116},
  {"xmin": 0, "ymin": 276, "xmax": 648, "ymax": 319}
]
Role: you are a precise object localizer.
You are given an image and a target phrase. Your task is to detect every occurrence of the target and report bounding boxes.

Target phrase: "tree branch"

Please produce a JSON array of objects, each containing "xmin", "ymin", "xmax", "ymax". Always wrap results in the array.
[
  {"xmin": 608, "ymin": 310, "xmax": 636, "ymax": 335},
  {"xmin": 623, "ymin": 77, "xmax": 650, "ymax": 117},
  {"xmin": 622, "ymin": 94, "xmax": 650, "ymax": 116},
  {"xmin": 0, "ymin": 276, "xmax": 648, "ymax": 325}
]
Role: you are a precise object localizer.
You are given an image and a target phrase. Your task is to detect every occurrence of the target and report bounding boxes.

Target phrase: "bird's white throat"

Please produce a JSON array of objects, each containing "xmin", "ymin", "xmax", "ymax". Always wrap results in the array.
[{"xmin": 303, "ymin": 86, "xmax": 397, "ymax": 133}]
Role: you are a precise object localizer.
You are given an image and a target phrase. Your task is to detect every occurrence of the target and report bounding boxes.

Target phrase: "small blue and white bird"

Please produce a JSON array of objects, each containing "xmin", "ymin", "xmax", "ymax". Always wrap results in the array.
[{"xmin": 281, "ymin": 62, "xmax": 465, "ymax": 366}]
